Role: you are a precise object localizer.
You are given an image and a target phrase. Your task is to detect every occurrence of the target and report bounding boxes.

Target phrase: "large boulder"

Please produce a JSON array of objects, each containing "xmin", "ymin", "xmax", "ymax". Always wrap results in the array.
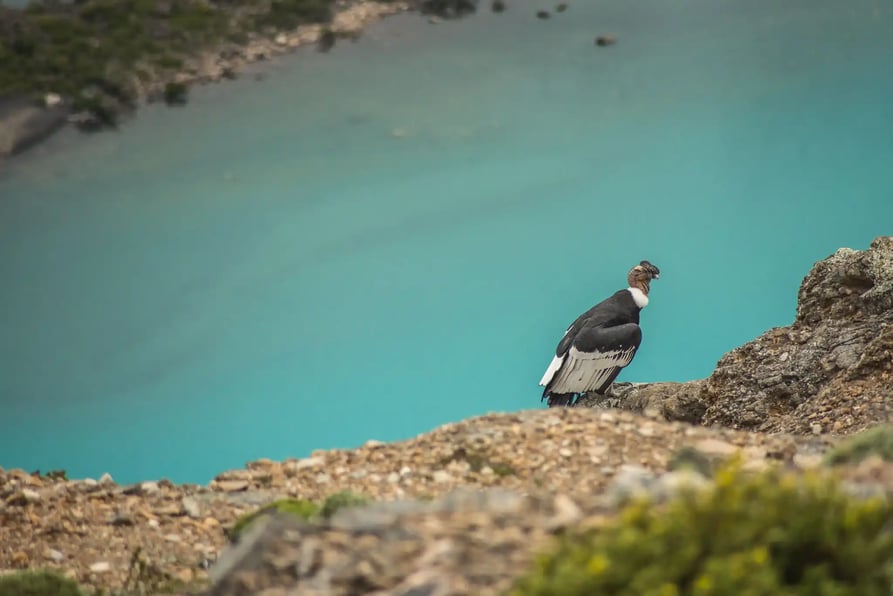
[
  {"xmin": 701, "ymin": 236, "xmax": 893, "ymax": 434},
  {"xmin": 584, "ymin": 237, "xmax": 893, "ymax": 436}
]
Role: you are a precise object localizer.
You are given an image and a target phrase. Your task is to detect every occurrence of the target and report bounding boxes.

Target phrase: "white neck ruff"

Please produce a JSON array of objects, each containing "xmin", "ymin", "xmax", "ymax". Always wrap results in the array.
[{"xmin": 627, "ymin": 287, "xmax": 649, "ymax": 308}]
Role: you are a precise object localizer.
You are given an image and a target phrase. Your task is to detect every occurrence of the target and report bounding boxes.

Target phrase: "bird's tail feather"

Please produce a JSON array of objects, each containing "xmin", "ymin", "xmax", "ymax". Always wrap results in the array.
[{"xmin": 546, "ymin": 393, "xmax": 577, "ymax": 408}]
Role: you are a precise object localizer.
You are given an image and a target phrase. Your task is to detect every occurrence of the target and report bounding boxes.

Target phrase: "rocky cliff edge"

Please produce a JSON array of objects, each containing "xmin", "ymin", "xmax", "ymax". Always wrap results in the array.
[{"xmin": 581, "ymin": 235, "xmax": 893, "ymax": 435}]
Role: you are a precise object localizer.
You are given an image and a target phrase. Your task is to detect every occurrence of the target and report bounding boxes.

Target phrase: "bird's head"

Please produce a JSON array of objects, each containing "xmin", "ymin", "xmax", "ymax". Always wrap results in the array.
[{"xmin": 628, "ymin": 260, "xmax": 660, "ymax": 294}]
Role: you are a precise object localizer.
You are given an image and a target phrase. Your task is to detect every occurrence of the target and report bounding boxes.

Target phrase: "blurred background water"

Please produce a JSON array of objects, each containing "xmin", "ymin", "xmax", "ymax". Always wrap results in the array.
[{"xmin": 1, "ymin": 0, "xmax": 891, "ymax": 484}]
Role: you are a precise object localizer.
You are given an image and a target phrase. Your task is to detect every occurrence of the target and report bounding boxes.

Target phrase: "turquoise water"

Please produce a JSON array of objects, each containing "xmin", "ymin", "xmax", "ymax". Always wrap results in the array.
[{"xmin": 2, "ymin": 0, "xmax": 892, "ymax": 484}]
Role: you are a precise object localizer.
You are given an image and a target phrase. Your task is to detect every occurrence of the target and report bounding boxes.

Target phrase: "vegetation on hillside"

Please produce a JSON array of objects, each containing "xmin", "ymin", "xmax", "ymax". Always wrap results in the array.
[
  {"xmin": 825, "ymin": 424, "xmax": 893, "ymax": 465},
  {"xmin": 0, "ymin": 569, "xmax": 86, "ymax": 596},
  {"xmin": 512, "ymin": 458, "xmax": 893, "ymax": 595},
  {"xmin": 228, "ymin": 490, "xmax": 372, "ymax": 543},
  {"xmin": 0, "ymin": 0, "xmax": 347, "ymax": 127}
]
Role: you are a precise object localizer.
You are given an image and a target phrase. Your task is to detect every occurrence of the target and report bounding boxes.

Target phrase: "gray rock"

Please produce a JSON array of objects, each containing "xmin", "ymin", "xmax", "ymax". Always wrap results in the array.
[
  {"xmin": 0, "ymin": 94, "xmax": 68, "ymax": 160},
  {"xmin": 182, "ymin": 496, "xmax": 202, "ymax": 518},
  {"xmin": 578, "ymin": 237, "xmax": 893, "ymax": 435}
]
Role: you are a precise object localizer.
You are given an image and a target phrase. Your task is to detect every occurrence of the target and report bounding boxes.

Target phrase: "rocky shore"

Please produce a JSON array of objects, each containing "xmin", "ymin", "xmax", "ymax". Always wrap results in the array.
[
  {"xmin": 1, "ymin": 237, "xmax": 891, "ymax": 595},
  {"xmin": 0, "ymin": 0, "xmax": 417, "ymax": 162}
]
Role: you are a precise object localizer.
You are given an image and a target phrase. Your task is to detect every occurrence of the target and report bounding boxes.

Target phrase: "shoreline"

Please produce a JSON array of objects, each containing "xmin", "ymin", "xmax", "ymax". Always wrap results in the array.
[{"xmin": 0, "ymin": 0, "xmax": 421, "ymax": 165}]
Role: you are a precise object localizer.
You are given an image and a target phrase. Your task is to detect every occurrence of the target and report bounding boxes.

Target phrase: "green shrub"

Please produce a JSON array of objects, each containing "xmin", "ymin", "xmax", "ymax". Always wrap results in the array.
[
  {"xmin": 825, "ymin": 424, "xmax": 893, "ymax": 465},
  {"xmin": 512, "ymin": 459, "xmax": 893, "ymax": 595},
  {"xmin": 229, "ymin": 498, "xmax": 320, "ymax": 542},
  {"xmin": 228, "ymin": 491, "xmax": 373, "ymax": 542},
  {"xmin": 667, "ymin": 445, "xmax": 714, "ymax": 477},
  {"xmin": 319, "ymin": 490, "xmax": 372, "ymax": 519},
  {"xmin": 0, "ymin": 569, "xmax": 86, "ymax": 596}
]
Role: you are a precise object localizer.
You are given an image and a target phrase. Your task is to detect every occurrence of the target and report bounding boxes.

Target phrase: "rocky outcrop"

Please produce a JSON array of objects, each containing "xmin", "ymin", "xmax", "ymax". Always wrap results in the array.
[
  {"xmin": 577, "ymin": 380, "xmax": 707, "ymax": 423},
  {"xmin": 702, "ymin": 236, "xmax": 893, "ymax": 435},
  {"xmin": 0, "ymin": 95, "xmax": 69, "ymax": 159},
  {"xmin": 583, "ymin": 236, "xmax": 893, "ymax": 436},
  {"xmin": 205, "ymin": 490, "xmax": 574, "ymax": 595}
]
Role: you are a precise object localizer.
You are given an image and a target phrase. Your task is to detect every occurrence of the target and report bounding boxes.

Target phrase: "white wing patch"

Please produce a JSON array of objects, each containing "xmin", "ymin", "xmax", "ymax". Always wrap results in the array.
[
  {"xmin": 545, "ymin": 345, "xmax": 638, "ymax": 394},
  {"xmin": 539, "ymin": 353, "xmax": 566, "ymax": 387}
]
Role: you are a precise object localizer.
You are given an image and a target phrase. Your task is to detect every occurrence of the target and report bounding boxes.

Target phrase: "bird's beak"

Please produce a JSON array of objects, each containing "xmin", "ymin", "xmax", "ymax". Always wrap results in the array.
[{"xmin": 653, "ymin": 274, "xmax": 660, "ymax": 280}]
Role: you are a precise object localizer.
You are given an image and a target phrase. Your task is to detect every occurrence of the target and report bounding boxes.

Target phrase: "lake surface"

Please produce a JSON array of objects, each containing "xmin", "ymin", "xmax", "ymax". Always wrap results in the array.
[{"xmin": 1, "ymin": 0, "xmax": 892, "ymax": 484}]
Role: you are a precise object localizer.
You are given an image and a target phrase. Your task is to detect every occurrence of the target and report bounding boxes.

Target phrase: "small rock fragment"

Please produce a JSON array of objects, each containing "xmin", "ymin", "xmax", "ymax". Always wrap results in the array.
[
  {"xmin": 90, "ymin": 561, "xmax": 111, "ymax": 573},
  {"xmin": 596, "ymin": 34, "xmax": 617, "ymax": 47},
  {"xmin": 182, "ymin": 496, "xmax": 202, "ymax": 518},
  {"xmin": 694, "ymin": 438, "xmax": 739, "ymax": 458},
  {"xmin": 432, "ymin": 470, "xmax": 451, "ymax": 483},
  {"xmin": 140, "ymin": 481, "xmax": 160, "ymax": 495},
  {"xmin": 215, "ymin": 480, "xmax": 250, "ymax": 492},
  {"xmin": 285, "ymin": 457, "xmax": 324, "ymax": 474}
]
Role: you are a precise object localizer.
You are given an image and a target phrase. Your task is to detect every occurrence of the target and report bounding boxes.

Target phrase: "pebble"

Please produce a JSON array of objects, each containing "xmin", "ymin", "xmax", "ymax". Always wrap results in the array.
[
  {"xmin": 182, "ymin": 497, "xmax": 202, "ymax": 518},
  {"xmin": 89, "ymin": 561, "xmax": 111, "ymax": 573},
  {"xmin": 216, "ymin": 480, "xmax": 250, "ymax": 492},
  {"xmin": 286, "ymin": 457, "xmax": 324, "ymax": 473},
  {"xmin": 793, "ymin": 453, "xmax": 824, "ymax": 469},
  {"xmin": 47, "ymin": 549, "xmax": 64, "ymax": 562},
  {"xmin": 99, "ymin": 473, "xmax": 114, "ymax": 485},
  {"xmin": 654, "ymin": 469, "xmax": 710, "ymax": 500},
  {"xmin": 607, "ymin": 465, "xmax": 655, "ymax": 504},
  {"xmin": 693, "ymin": 438, "xmax": 739, "ymax": 457},
  {"xmin": 140, "ymin": 481, "xmax": 161, "ymax": 495},
  {"xmin": 546, "ymin": 494, "xmax": 582, "ymax": 530},
  {"xmin": 432, "ymin": 471, "xmax": 452, "ymax": 483}
]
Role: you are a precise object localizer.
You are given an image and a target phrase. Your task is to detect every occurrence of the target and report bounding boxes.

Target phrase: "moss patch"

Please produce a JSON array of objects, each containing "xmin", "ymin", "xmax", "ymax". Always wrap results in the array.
[
  {"xmin": 825, "ymin": 424, "xmax": 893, "ymax": 465},
  {"xmin": 0, "ymin": 569, "xmax": 87, "ymax": 596},
  {"xmin": 512, "ymin": 458, "xmax": 893, "ymax": 595},
  {"xmin": 229, "ymin": 498, "xmax": 320, "ymax": 542},
  {"xmin": 229, "ymin": 491, "xmax": 373, "ymax": 542},
  {"xmin": 319, "ymin": 490, "xmax": 372, "ymax": 519}
]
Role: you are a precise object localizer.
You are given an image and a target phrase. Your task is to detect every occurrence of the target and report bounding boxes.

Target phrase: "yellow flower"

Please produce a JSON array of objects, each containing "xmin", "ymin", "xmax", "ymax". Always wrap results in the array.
[
  {"xmin": 752, "ymin": 546, "xmax": 769, "ymax": 565},
  {"xmin": 587, "ymin": 554, "xmax": 609, "ymax": 576},
  {"xmin": 693, "ymin": 575, "xmax": 713, "ymax": 594}
]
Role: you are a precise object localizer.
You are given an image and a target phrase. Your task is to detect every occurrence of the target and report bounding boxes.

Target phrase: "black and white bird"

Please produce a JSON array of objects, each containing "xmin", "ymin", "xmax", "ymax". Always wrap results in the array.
[{"xmin": 538, "ymin": 260, "xmax": 660, "ymax": 408}]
